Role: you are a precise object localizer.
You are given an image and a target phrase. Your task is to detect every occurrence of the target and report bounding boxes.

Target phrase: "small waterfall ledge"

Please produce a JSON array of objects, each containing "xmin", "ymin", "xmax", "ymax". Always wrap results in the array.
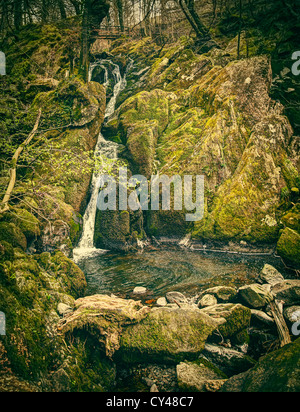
[{"xmin": 73, "ymin": 59, "xmax": 132, "ymax": 263}]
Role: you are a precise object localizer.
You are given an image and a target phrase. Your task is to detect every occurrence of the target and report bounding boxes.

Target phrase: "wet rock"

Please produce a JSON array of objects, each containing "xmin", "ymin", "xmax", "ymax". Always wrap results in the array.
[
  {"xmin": 199, "ymin": 286, "xmax": 238, "ymax": 303},
  {"xmin": 57, "ymin": 294, "xmax": 150, "ymax": 358},
  {"xmin": 156, "ymin": 297, "xmax": 168, "ymax": 307},
  {"xmin": 176, "ymin": 361, "xmax": 226, "ymax": 392},
  {"xmin": 283, "ymin": 306, "xmax": 300, "ymax": 324},
  {"xmin": 201, "ymin": 344, "xmax": 257, "ymax": 377},
  {"xmin": 257, "ymin": 264, "xmax": 285, "ymax": 286},
  {"xmin": 220, "ymin": 338, "xmax": 300, "ymax": 392},
  {"xmin": 133, "ymin": 287, "xmax": 147, "ymax": 295},
  {"xmin": 118, "ymin": 307, "xmax": 225, "ymax": 364},
  {"xmin": 271, "ymin": 280, "xmax": 300, "ymax": 306},
  {"xmin": 200, "ymin": 303, "xmax": 251, "ymax": 339},
  {"xmin": 250, "ymin": 309, "xmax": 275, "ymax": 327},
  {"xmin": 238, "ymin": 283, "xmax": 272, "ymax": 308},
  {"xmin": 198, "ymin": 294, "xmax": 218, "ymax": 308}
]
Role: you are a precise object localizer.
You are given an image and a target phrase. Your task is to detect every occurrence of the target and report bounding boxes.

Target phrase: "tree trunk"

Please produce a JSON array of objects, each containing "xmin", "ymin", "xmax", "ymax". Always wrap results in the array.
[
  {"xmin": 116, "ymin": 0, "xmax": 124, "ymax": 32},
  {"xmin": 0, "ymin": 109, "xmax": 42, "ymax": 214},
  {"xmin": 58, "ymin": 0, "xmax": 67, "ymax": 19},
  {"xmin": 178, "ymin": 0, "xmax": 210, "ymax": 39},
  {"xmin": 80, "ymin": 2, "xmax": 90, "ymax": 83},
  {"xmin": 14, "ymin": 0, "xmax": 23, "ymax": 30}
]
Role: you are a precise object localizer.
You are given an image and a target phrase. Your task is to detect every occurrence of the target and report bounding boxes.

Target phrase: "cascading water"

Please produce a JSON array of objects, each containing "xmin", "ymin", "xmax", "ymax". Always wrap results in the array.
[{"xmin": 73, "ymin": 59, "xmax": 132, "ymax": 263}]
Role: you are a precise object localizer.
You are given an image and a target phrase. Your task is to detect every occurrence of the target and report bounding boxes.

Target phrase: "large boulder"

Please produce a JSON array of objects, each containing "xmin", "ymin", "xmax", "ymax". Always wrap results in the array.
[
  {"xmin": 221, "ymin": 338, "xmax": 300, "ymax": 392},
  {"xmin": 117, "ymin": 307, "xmax": 225, "ymax": 364},
  {"xmin": 57, "ymin": 294, "xmax": 150, "ymax": 358},
  {"xmin": 199, "ymin": 303, "xmax": 251, "ymax": 339},
  {"xmin": 277, "ymin": 228, "xmax": 300, "ymax": 268}
]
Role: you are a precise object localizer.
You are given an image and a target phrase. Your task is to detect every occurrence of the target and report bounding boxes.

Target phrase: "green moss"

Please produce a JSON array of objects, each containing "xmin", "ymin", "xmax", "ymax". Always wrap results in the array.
[
  {"xmin": 0, "ymin": 223, "xmax": 27, "ymax": 251},
  {"xmin": 277, "ymin": 227, "xmax": 300, "ymax": 268}
]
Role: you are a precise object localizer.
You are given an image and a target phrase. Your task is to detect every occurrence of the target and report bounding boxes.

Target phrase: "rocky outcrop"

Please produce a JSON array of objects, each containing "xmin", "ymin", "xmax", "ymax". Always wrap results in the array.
[
  {"xmin": 107, "ymin": 36, "xmax": 299, "ymax": 262},
  {"xmin": 221, "ymin": 338, "xmax": 300, "ymax": 392}
]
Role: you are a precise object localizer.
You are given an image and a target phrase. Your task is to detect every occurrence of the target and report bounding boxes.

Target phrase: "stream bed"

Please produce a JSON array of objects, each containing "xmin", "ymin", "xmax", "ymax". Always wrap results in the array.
[{"xmin": 76, "ymin": 247, "xmax": 291, "ymax": 301}]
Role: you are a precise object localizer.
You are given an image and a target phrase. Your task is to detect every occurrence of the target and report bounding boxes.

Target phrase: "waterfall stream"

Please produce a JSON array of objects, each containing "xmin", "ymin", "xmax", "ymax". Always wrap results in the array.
[{"xmin": 73, "ymin": 60, "xmax": 131, "ymax": 263}]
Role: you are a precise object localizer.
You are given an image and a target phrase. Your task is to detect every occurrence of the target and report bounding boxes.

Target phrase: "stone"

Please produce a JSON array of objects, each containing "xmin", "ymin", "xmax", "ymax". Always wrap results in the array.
[
  {"xmin": 238, "ymin": 283, "xmax": 272, "ymax": 308},
  {"xmin": 201, "ymin": 344, "xmax": 257, "ymax": 377},
  {"xmin": 176, "ymin": 361, "xmax": 226, "ymax": 392},
  {"xmin": 118, "ymin": 307, "xmax": 225, "ymax": 364},
  {"xmin": 57, "ymin": 303, "xmax": 73, "ymax": 317},
  {"xmin": 271, "ymin": 280, "xmax": 300, "ymax": 306},
  {"xmin": 220, "ymin": 338, "xmax": 300, "ymax": 392},
  {"xmin": 199, "ymin": 286, "xmax": 238, "ymax": 302},
  {"xmin": 257, "ymin": 264, "xmax": 285, "ymax": 285},
  {"xmin": 156, "ymin": 297, "xmax": 168, "ymax": 307},
  {"xmin": 283, "ymin": 306, "xmax": 300, "ymax": 324},
  {"xmin": 250, "ymin": 309, "xmax": 275, "ymax": 327},
  {"xmin": 150, "ymin": 384, "xmax": 159, "ymax": 392},
  {"xmin": 200, "ymin": 303, "xmax": 251, "ymax": 338},
  {"xmin": 198, "ymin": 294, "xmax": 218, "ymax": 308},
  {"xmin": 204, "ymin": 379, "xmax": 227, "ymax": 392},
  {"xmin": 133, "ymin": 286, "xmax": 147, "ymax": 295}
]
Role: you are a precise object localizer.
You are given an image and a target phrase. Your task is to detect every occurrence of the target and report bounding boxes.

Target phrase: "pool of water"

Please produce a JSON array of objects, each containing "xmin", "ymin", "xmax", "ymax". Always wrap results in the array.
[{"xmin": 76, "ymin": 247, "xmax": 291, "ymax": 301}]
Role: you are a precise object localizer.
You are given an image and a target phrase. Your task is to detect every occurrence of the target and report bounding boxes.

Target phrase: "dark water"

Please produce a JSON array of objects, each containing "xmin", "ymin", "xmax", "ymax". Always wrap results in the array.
[{"xmin": 77, "ymin": 248, "xmax": 291, "ymax": 300}]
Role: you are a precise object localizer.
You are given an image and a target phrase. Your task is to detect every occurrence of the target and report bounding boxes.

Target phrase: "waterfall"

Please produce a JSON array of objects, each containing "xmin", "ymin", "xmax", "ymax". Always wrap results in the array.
[{"xmin": 73, "ymin": 59, "xmax": 132, "ymax": 263}]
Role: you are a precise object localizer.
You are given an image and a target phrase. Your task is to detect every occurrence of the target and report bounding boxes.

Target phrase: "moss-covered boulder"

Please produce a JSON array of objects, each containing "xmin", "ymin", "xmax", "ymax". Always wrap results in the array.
[
  {"xmin": 117, "ymin": 307, "xmax": 225, "ymax": 364},
  {"xmin": 200, "ymin": 303, "xmax": 251, "ymax": 339},
  {"xmin": 0, "ymin": 223, "xmax": 27, "ymax": 251},
  {"xmin": 57, "ymin": 294, "xmax": 150, "ymax": 358},
  {"xmin": 221, "ymin": 338, "xmax": 300, "ymax": 392},
  {"xmin": 277, "ymin": 227, "xmax": 300, "ymax": 268}
]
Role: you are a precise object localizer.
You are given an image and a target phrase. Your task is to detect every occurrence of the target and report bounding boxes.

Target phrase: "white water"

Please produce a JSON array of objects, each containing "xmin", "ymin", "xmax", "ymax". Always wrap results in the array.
[{"xmin": 73, "ymin": 60, "xmax": 131, "ymax": 263}]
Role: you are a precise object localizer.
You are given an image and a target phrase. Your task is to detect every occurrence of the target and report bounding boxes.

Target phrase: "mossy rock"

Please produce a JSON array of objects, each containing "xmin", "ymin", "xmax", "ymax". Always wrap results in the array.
[
  {"xmin": 221, "ymin": 338, "xmax": 300, "ymax": 392},
  {"xmin": 7, "ymin": 208, "xmax": 40, "ymax": 242},
  {"xmin": 0, "ymin": 222, "xmax": 27, "ymax": 251},
  {"xmin": 0, "ymin": 241, "xmax": 15, "ymax": 263},
  {"xmin": 200, "ymin": 304, "xmax": 251, "ymax": 339},
  {"xmin": 277, "ymin": 227, "xmax": 300, "ymax": 268},
  {"xmin": 118, "ymin": 307, "xmax": 223, "ymax": 364}
]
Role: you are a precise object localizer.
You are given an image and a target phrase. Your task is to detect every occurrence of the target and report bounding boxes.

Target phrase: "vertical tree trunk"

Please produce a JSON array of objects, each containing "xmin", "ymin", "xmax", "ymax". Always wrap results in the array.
[
  {"xmin": 14, "ymin": 0, "xmax": 23, "ymax": 30},
  {"xmin": 116, "ymin": 0, "xmax": 124, "ymax": 32},
  {"xmin": 80, "ymin": 1, "xmax": 90, "ymax": 83},
  {"xmin": 58, "ymin": 0, "xmax": 67, "ymax": 19}
]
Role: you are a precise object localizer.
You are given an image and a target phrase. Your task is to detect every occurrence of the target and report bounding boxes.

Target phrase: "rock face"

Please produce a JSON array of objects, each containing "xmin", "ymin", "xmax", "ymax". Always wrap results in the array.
[
  {"xmin": 221, "ymin": 338, "xmax": 300, "ymax": 392},
  {"xmin": 118, "ymin": 307, "xmax": 224, "ymax": 364},
  {"xmin": 105, "ymin": 37, "xmax": 300, "ymax": 262}
]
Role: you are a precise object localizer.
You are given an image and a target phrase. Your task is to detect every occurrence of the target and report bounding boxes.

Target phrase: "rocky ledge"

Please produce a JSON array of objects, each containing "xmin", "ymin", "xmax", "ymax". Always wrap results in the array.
[{"xmin": 56, "ymin": 263, "xmax": 300, "ymax": 392}]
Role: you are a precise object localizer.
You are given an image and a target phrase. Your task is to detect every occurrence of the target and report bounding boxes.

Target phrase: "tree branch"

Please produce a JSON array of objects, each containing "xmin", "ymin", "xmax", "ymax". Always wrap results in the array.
[{"xmin": 0, "ymin": 108, "xmax": 42, "ymax": 214}]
